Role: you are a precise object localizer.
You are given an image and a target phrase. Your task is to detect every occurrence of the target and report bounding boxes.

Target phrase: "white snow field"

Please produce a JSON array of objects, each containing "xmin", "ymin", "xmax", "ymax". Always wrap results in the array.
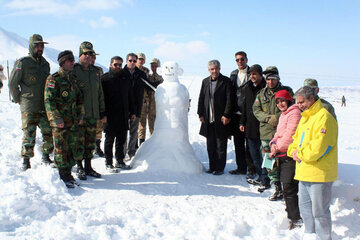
[{"xmin": 0, "ymin": 78, "xmax": 359, "ymax": 239}]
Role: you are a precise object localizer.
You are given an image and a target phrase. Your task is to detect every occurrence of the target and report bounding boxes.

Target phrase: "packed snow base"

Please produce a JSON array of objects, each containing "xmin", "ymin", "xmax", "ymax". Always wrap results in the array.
[{"xmin": 0, "ymin": 81, "xmax": 360, "ymax": 240}]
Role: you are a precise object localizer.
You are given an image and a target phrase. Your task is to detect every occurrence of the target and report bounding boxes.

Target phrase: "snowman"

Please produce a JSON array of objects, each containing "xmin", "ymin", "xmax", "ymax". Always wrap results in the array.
[{"xmin": 131, "ymin": 61, "xmax": 204, "ymax": 174}]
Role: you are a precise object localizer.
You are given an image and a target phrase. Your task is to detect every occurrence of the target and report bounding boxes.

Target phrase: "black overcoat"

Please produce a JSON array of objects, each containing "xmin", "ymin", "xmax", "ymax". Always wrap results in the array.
[
  {"xmin": 101, "ymin": 70, "xmax": 135, "ymax": 133},
  {"xmin": 197, "ymin": 73, "xmax": 233, "ymax": 138}
]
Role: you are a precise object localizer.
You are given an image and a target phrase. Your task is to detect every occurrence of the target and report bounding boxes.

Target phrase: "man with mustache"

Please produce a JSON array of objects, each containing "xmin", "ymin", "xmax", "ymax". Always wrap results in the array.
[{"xmin": 9, "ymin": 34, "xmax": 54, "ymax": 171}]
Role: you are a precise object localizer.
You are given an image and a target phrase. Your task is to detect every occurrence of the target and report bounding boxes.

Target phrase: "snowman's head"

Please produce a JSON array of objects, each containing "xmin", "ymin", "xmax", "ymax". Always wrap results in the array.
[{"xmin": 158, "ymin": 61, "xmax": 183, "ymax": 82}]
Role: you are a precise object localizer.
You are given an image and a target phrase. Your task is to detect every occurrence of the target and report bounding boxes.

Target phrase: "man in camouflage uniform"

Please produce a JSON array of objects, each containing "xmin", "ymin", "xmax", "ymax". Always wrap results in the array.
[
  {"xmin": 252, "ymin": 66, "xmax": 293, "ymax": 193},
  {"xmin": 8, "ymin": 34, "xmax": 54, "ymax": 171},
  {"xmin": 303, "ymin": 78, "xmax": 337, "ymax": 120},
  {"xmin": 44, "ymin": 50, "xmax": 84, "ymax": 188},
  {"xmin": 72, "ymin": 41, "xmax": 106, "ymax": 180},
  {"xmin": 91, "ymin": 54, "xmax": 105, "ymax": 157},
  {"xmin": 138, "ymin": 58, "xmax": 163, "ymax": 144}
]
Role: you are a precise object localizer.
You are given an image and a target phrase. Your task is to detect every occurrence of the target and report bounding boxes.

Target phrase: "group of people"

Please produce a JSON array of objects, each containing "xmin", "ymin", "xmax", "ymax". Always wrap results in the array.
[
  {"xmin": 8, "ymin": 34, "xmax": 163, "ymax": 187},
  {"xmin": 6, "ymin": 34, "xmax": 338, "ymax": 239},
  {"xmin": 197, "ymin": 51, "xmax": 338, "ymax": 238}
]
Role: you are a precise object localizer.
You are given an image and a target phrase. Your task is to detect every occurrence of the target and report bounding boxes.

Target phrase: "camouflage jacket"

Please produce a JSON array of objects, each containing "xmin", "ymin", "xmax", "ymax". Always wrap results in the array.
[
  {"xmin": 8, "ymin": 55, "xmax": 50, "ymax": 112},
  {"xmin": 253, "ymin": 84, "xmax": 294, "ymax": 140},
  {"xmin": 144, "ymin": 72, "xmax": 164, "ymax": 98},
  {"xmin": 72, "ymin": 62, "xmax": 105, "ymax": 120},
  {"xmin": 138, "ymin": 66, "xmax": 150, "ymax": 78},
  {"xmin": 44, "ymin": 68, "xmax": 85, "ymax": 128}
]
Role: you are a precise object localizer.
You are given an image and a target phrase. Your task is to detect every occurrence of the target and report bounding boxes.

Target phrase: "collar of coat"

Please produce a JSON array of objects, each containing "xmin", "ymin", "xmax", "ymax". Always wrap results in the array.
[{"xmin": 301, "ymin": 99, "xmax": 323, "ymax": 119}]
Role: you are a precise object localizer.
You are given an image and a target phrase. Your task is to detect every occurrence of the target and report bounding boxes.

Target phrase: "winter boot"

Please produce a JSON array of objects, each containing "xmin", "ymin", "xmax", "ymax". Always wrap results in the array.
[
  {"xmin": 84, "ymin": 158, "xmax": 101, "ymax": 178},
  {"xmin": 21, "ymin": 158, "xmax": 31, "ymax": 171},
  {"xmin": 105, "ymin": 158, "xmax": 119, "ymax": 173},
  {"xmin": 41, "ymin": 154, "xmax": 55, "ymax": 167},
  {"xmin": 95, "ymin": 140, "xmax": 105, "ymax": 157},
  {"xmin": 59, "ymin": 169, "xmax": 75, "ymax": 188},
  {"xmin": 139, "ymin": 138, "xmax": 145, "ymax": 146},
  {"xmin": 76, "ymin": 160, "xmax": 87, "ymax": 180},
  {"xmin": 257, "ymin": 182, "xmax": 271, "ymax": 193},
  {"xmin": 288, "ymin": 219, "xmax": 303, "ymax": 230},
  {"xmin": 268, "ymin": 181, "xmax": 283, "ymax": 201}
]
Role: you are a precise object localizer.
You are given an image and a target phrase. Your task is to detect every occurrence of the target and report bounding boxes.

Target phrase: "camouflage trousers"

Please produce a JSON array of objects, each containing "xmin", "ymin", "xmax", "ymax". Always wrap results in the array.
[
  {"xmin": 261, "ymin": 140, "xmax": 280, "ymax": 183},
  {"xmin": 77, "ymin": 118, "xmax": 97, "ymax": 160},
  {"xmin": 96, "ymin": 120, "xmax": 103, "ymax": 140},
  {"xmin": 138, "ymin": 92, "xmax": 156, "ymax": 140},
  {"xmin": 52, "ymin": 126, "xmax": 79, "ymax": 170},
  {"xmin": 21, "ymin": 111, "xmax": 54, "ymax": 158}
]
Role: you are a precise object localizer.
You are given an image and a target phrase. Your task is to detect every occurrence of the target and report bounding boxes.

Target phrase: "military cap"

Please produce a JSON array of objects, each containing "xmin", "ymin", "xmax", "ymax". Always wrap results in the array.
[
  {"xmin": 263, "ymin": 66, "xmax": 280, "ymax": 80},
  {"xmin": 263, "ymin": 66, "xmax": 279, "ymax": 75},
  {"xmin": 58, "ymin": 50, "xmax": 74, "ymax": 66},
  {"xmin": 150, "ymin": 58, "xmax": 160, "ymax": 66},
  {"xmin": 248, "ymin": 64, "xmax": 262, "ymax": 75},
  {"xmin": 304, "ymin": 78, "xmax": 319, "ymax": 88},
  {"xmin": 29, "ymin": 34, "xmax": 48, "ymax": 45},
  {"xmin": 137, "ymin": 53, "xmax": 146, "ymax": 60},
  {"xmin": 79, "ymin": 41, "xmax": 95, "ymax": 57}
]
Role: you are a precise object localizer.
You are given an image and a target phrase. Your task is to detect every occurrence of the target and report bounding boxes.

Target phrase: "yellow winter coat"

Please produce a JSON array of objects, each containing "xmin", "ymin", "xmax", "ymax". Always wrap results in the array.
[{"xmin": 287, "ymin": 99, "xmax": 338, "ymax": 182}]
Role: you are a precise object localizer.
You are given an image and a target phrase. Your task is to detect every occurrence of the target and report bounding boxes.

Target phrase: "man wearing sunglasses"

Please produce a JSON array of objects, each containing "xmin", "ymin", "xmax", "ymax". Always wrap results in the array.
[
  {"xmin": 72, "ymin": 41, "xmax": 106, "ymax": 180},
  {"xmin": 8, "ymin": 34, "xmax": 54, "ymax": 171},
  {"xmin": 229, "ymin": 51, "xmax": 255, "ymax": 177},
  {"xmin": 102, "ymin": 56, "xmax": 135, "ymax": 172},
  {"xmin": 91, "ymin": 54, "xmax": 106, "ymax": 158},
  {"xmin": 122, "ymin": 53, "xmax": 152, "ymax": 163}
]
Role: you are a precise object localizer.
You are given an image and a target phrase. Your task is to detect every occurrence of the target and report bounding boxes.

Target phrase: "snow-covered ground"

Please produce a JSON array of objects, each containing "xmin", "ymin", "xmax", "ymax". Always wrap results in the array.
[{"xmin": 0, "ymin": 78, "xmax": 359, "ymax": 240}]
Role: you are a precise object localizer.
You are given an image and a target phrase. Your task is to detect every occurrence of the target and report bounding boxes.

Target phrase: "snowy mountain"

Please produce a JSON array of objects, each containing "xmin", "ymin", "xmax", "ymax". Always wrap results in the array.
[
  {"xmin": 0, "ymin": 72, "xmax": 359, "ymax": 239},
  {"xmin": 0, "ymin": 27, "xmax": 106, "ymax": 75}
]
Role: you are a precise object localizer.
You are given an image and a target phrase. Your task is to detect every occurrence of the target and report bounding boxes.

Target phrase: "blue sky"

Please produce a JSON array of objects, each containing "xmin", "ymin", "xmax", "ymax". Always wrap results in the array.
[{"xmin": 1, "ymin": 0, "xmax": 359, "ymax": 88}]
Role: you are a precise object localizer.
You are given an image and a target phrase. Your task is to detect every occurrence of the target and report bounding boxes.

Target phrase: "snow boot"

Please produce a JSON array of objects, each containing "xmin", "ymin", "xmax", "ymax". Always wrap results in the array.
[
  {"xmin": 247, "ymin": 177, "xmax": 261, "ymax": 186},
  {"xmin": 268, "ymin": 181, "xmax": 283, "ymax": 201},
  {"xmin": 76, "ymin": 160, "xmax": 87, "ymax": 180},
  {"xmin": 21, "ymin": 158, "xmax": 31, "ymax": 171},
  {"xmin": 84, "ymin": 158, "xmax": 101, "ymax": 178},
  {"xmin": 95, "ymin": 140, "xmax": 105, "ymax": 157}
]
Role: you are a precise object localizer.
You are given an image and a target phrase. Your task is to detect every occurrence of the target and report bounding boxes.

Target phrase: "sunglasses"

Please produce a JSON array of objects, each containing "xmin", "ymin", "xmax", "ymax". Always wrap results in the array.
[
  {"xmin": 128, "ymin": 59, "xmax": 137, "ymax": 63},
  {"xmin": 114, "ymin": 63, "xmax": 122, "ymax": 67},
  {"xmin": 83, "ymin": 52, "xmax": 93, "ymax": 56},
  {"xmin": 236, "ymin": 58, "xmax": 245, "ymax": 62}
]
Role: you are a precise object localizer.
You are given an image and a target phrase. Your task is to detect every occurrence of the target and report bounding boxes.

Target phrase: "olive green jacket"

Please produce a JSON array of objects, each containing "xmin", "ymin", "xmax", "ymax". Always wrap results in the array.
[
  {"xmin": 253, "ymin": 84, "xmax": 293, "ymax": 140},
  {"xmin": 72, "ymin": 62, "xmax": 105, "ymax": 120},
  {"xmin": 44, "ymin": 68, "xmax": 85, "ymax": 128},
  {"xmin": 321, "ymin": 98, "xmax": 337, "ymax": 120},
  {"xmin": 8, "ymin": 56, "xmax": 50, "ymax": 112}
]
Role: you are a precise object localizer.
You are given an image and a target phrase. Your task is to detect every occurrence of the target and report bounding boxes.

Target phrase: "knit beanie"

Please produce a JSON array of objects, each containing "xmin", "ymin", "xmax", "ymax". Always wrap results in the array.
[{"xmin": 275, "ymin": 89, "xmax": 292, "ymax": 101}]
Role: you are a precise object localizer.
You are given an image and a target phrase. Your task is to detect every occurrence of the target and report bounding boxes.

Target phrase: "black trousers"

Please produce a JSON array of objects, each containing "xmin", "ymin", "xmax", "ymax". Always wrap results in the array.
[
  {"xmin": 232, "ymin": 115, "xmax": 254, "ymax": 173},
  {"xmin": 104, "ymin": 129, "xmax": 127, "ymax": 165},
  {"xmin": 278, "ymin": 156, "xmax": 301, "ymax": 221},
  {"xmin": 206, "ymin": 123, "xmax": 228, "ymax": 171}
]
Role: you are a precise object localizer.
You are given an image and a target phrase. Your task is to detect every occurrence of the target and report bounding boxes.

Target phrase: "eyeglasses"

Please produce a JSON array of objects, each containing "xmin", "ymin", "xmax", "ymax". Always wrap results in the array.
[
  {"xmin": 138, "ymin": 58, "xmax": 145, "ymax": 61},
  {"xmin": 236, "ymin": 58, "xmax": 245, "ymax": 62},
  {"xmin": 128, "ymin": 59, "xmax": 137, "ymax": 63},
  {"xmin": 114, "ymin": 63, "xmax": 122, "ymax": 67},
  {"xmin": 83, "ymin": 52, "xmax": 93, "ymax": 56}
]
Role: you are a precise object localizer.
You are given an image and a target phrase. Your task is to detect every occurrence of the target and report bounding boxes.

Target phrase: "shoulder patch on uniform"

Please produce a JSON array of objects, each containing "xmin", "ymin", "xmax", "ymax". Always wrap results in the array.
[{"xmin": 48, "ymin": 83, "xmax": 55, "ymax": 88}]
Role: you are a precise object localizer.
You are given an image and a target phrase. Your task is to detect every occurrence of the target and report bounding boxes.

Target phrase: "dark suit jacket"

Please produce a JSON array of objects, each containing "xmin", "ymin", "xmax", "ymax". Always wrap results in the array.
[
  {"xmin": 197, "ymin": 73, "xmax": 233, "ymax": 138},
  {"xmin": 101, "ymin": 70, "xmax": 135, "ymax": 133}
]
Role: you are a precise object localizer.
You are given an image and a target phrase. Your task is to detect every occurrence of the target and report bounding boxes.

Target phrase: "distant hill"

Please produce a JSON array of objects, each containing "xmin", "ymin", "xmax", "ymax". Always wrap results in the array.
[{"xmin": 0, "ymin": 27, "xmax": 106, "ymax": 76}]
